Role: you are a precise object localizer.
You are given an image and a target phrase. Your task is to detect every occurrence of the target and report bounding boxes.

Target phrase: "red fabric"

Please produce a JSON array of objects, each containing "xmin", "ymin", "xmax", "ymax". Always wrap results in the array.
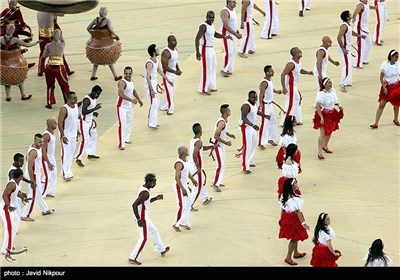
[
  {"xmin": 378, "ymin": 81, "xmax": 400, "ymax": 107},
  {"xmin": 45, "ymin": 65, "xmax": 70, "ymax": 105},
  {"xmin": 310, "ymin": 243, "xmax": 341, "ymax": 267},
  {"xmin": 276, "ymin": 147, "xmax": 301, "ymax": 171},
  {"xmin": 277, "ymin": 176, "xmax": 302, "ymax": 200},
  {"xmin": 313, "ymin": 108, "xmax": 344, "ymax": 135},
  {"xmin": 279, "ymin": 211, "xmax": 308, "ymax": 241}
]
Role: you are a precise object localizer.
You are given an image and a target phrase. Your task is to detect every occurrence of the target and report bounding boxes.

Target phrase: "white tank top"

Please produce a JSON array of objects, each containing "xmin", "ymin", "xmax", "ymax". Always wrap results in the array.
[
  {"xmin": 220, "ymin": 7, "xmax": 238, "ymax": 36},
  {"xmin": 0, "ymin": 179, "xmax": 18, "ymax": 209},
  {"xmin": 201, "ymin": 22, "xmax": 215, "ymax": 47},
  {"xmin": 162, "ymin": 47, "xmax": 178, "ymax": 72},
  {"xmin": 240, "ymin": 101, "xmax": 258, "ymax": 126},
  {"xmin": 7, "ymin": 165, "xmax": 22, "ymax": 193},
  {"xmin": 313, "ymin": 46, "xmax": 328, "ymax": 78},
  {"xmin": 285, "ymin": 59, "xmax": 301, "ymax": 87},
  {"xmin": 189, "ymin": 138, "xmax": 203, "ymax": 169},
  {"xmin": 173, "ymin": 158, "xmax": 189, "ymax": 189},
  {"xmin": 26, "ymin": 145, "xmax": 42, "ymax": 177},
  {"xmin": 144, "ymin": 58, "xmax": 158, "ymax": 88},
  {"xmin": 62, "ymin": 104, "xmax": 79, "ymax": 138},
  {"xmin": 355, "ymin": 2, "xmax": 369, "ymax": 29},
  {"xmin": 211, "ymin": 117, "xmax": 227, "ymax": 148},
  {"xmin": 261, "ymin": 79, "xmax": 274, "ymax": 103},
  {"xmin": 243, "ymin": 0, "xmax": 254, "ymax": 22},
  {"xmin": 136, "ymin": 186, "xmax": 150, "ymax": 217},
  {"xmin": 116, "ymin": 78, "xmax": 134, "ymax": 108},
  {"xmin": 81, "ymin": 94, "xmax": 96, "ymax": 123},
  {"xmin": 340, "ymin": 22, "xmax": 352, "ymax": 51},
  {"xmin": 42, "ymin": 129, "xmax": 55, "ymax": 159}
]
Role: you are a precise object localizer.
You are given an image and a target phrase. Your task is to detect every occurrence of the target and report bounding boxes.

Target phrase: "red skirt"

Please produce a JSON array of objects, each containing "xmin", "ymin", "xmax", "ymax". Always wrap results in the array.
[
  {"xmin": 378, "ymin": 81, "xmax": 400, "ymax": 107},
  {"xmin": 279, "ymin": 211, "xmax": 308, "ymax": 241},
  {"xmin": 276, "ymin": 147, "xmax": 302, "ymax": 172},
  {"xmin": 277, "ymin": 176, "xmax": 302, "ymax": 199},
  {"xmin": 310, "ymin": 243, "xmax": 341, "ymax": 267},
  {"xmin": 313, "ymin": 109, "xmax": 344, "ymax": 136}
]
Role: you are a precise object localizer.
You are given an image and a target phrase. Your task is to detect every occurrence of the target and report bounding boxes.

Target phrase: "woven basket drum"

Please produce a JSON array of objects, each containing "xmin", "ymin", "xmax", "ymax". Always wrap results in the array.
[
  {"xmin": 0, "ymin": 48, "xmax": 28, "ymax": 85},
  {"xmin": 86, "ymin": 29, "xmax": 121, "ymax": 65}
]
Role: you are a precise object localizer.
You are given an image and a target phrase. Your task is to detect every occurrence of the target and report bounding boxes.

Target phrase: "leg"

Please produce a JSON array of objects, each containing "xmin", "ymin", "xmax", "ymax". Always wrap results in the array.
[
  {"xmin": 5, "ymin": 85, "xmax": 11, "ymax": 100},
  {"xmin": 393, "ymin": 106, "xmax": 399, "ymax": 123},
  {"xmin": 286, "ymin": 239, "xmax": 297, "ymax": 261},
  {"xmin": 91, "ymin": 64, "xmax": 98, "ymax": 79},
  {"xmin": 129, "ymin": 221, "xmax": 147, "ymax": 263},
  {"xmin": 146, "ymin": 218, "xmax": 166, "ymax": 253},
  {"xmin": 372, "ymin": 100, "xmax": 387, "ymax": 126},
  {"xmin": 109, "ymin": 64, "xmax": 122, "ymax": 80},
  {"xmin": 125, "ymin": 107, "xmax": 133, "ymax": 142},
  {"xmin": 116, "ymin": 107, "xmax": 127, "ymax": 149},
  {"xmin": 318, "ymin": 128, "xmax": 325, "ymax": 156},
  {"xmin": 323, "ymin": 134, "xmax": 332, "ymax": 150},
  {"xmin": 75, "ymin": 120, "xmax": 90, "ymax": 161},
  {"xmin": 198, "ymin": 45, "xmax": 208, "ymax": 93},
  {"xmin": 238, "ymin": 21, "xmax": 250, "ymax": 55}
]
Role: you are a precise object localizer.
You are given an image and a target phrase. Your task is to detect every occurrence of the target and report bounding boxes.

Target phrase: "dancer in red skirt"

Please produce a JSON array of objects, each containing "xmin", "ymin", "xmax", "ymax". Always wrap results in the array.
[
  {"xmin": 313, "ymin": 77, "xmax": 344, "ymax": 160},
  {"xmin": 279, "ymin": 178, "xmax": 309, "ymax": 266},
  {"xmin": 276, "ymin": 115, "xmax": 301, "ymax": 172},
  {"xmin": 370, "ymin": 49, "xmax": 400, "ymax": 128},
  {"xmin": 310, "ymin": 212, "xmax": 341, "ymax": 267},
  {"xmin": 277, "ymin": 143, "xmax": 301, "ymax": 200}
]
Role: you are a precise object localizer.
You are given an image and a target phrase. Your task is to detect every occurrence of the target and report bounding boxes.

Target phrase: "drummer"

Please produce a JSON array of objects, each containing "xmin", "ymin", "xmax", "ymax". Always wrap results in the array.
[
  {"xmin": 0, "ymin": 24, "xmax": 40, "ymax": 102},
  {"xmin": 87, "ymin": 7, "xmax": 122, "ymax": 81}
]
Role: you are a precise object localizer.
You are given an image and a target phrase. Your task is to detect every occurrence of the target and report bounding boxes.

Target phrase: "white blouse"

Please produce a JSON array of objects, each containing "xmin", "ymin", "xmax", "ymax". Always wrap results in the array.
[
  {"xmin": 282, "ymin": 162, "xmax": 299, "ymax": 178},
  {"xmin": 313, "ymin": 89, "xmax": 339, "ymax": 110},
  {"xmin": 381, "ymin": 61, "xmax": 400, "ymax": 84},
  {"xmin": 280, "ymin": 196, "xmax": 303, "ymax": 212},
  {"xmin": 317, "ymin": 226, "xmax": 336, "ymax": 246},
  {"xmin": 279, "ymin": 134, "xmax": 297, "ymax": 147},
  {"xmin": 363, "ymin": 253, "xmax": 393, "ymax": 267}
]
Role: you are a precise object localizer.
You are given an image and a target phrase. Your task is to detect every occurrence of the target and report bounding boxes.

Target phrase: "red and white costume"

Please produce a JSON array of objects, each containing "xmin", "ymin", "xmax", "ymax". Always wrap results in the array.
[
  {"xmin": 0, "ymin": 179, "xmax": 18, "ymax": 255},
  {"xmin": 160, "ymin": 46, "xmax": 179, "ymax": 114},
  {"xmin": 60, "ymin": 103, "xmax": 79, "ymax": 180},
  {"xmin": 42, "ymin": 129, "xmax": 57, "ymax": 197},
  {"xmin": 310, "ymin": 226, "xmax": 340, "ymax": 267},
  {"xmin": 378, "ymin": 60, "xmax": 400, "ymax": 106},
  {"xmin": 337, "ymin": 22, "xmax": 353, "ymax": 87},
  {"xmin": 198, "ymin": 21, "xmax": 217, "ymax": 93},
  {"xmin": 189, "ymin": 138, "xmax": 210, "ymax": 206},
  {"xmin": 116, "ymin": 78, "xmax": 135, "ymax": 149},
  {"xmin": 7, "ymin": 166, "xmax": 23, "ymax": 235},
  {"xmin": 259, "ymin": 79, "xmax": 277, "ymax": 146},
  {"xmin": 144, "ymin": 58, "xmax": 160, "ymax": 129},
  {"xmin": 260, "ymin": 0, "xmax": 279, "ymax": 39},
  {"xmin": 239, "ymin": 0, "xmax": 255, "ymax": 55},
  {"xmin": 280, "ymin": 59, "xmax": 302, "ymax": 126},
  {"xmin": 298, "ymin": 0, "xmax": 311, "ymax": 12},
  {"xmin": 220, "ymin": 6, "xmax": 238, "ymax": 73},
  {"xmin": 313, "ymin": 46, "xmax": 329, "ymax": 90},
  {"xmin": 239, "ymin": 101, "xmax": 258, "ymax": 172},
  {"xmin": 172, "ymin": 158, "xmax": 191, "ymax": 228},
  {"xmin": 279, "ymin": 195, "xmax": 308, "ymax": 241},
  {"xmin": 372, "ymin": 0, "xmax": 387, "ymax": 45},
  {"xmin": 353, "ymin": 1, "xmax": 372, "ymax": 68},
  {"xmin": 276, "ymin": 134, "xmax": 301, "ymax": 171},
  {"xmin": 210, "ymin": 117, "xmax": 228, "ymax": 187},
  {"xmin": 277, "ymin": 160, "xmax": 301, "ymax": 200},
  {"xmin": 75, "ymin": 95, "xmax": 96, "ymax": 160},
  {"xmin": 129, "ymin": 186, "xmax": 167, "ymax": 262},
  {"xmin": 313, "ymin": 88, "xmax": 344, "ymax": 135},
  {"xmin": 87, "ymin": 116, "xmax": 98, "ymax": 156}
]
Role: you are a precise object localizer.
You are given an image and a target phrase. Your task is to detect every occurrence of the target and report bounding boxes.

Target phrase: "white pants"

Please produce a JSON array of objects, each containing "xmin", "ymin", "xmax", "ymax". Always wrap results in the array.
[
  {"xmin": 159, "ymin": 73, "xmax": 177, "ymax": 114},
  {"xmin": 198, "ymin": 46, "xmax": 217, "ymax": 93},
  {"xmin": 212, "ymin": 145, "xmax": 226, "ymax": 186},
  {"xmin": 146, "ymin": 90, "xmax": 160, "ymax": 128},
  {"xmin": 239, "ymin": 20, "xmax": 255, "ymax": 54},
  {"xmin": 22, "ymin": 173, "xmax": 49, "ymax": 218},
  {"xmin": 261, "ymin": 0, "xmax": 279, "ymax": 38},
  {"xmin": 338, "ymin": 46, "xmax": 352, "ymax": 86},
  {"xmin": 42, "ymin": 156, "xmax": 57, "ymax": 197},
  {"xmin": 1, "ymin": 205, "xmax": 17, "ymax": 254},
  {"xmin": 61, "ymin": 136, "xmax": 77, "ymax": 179},
  {"xmin": 298, "ymin": 0, "xmax": 311, "ymax": 11},
  {"xmin": 86, "ymin": 125, "xmax": 98, "ymax": 156},
  {"xmin": 129, "ymin": 216, "xmax": 166, "ymax": 261},
  {"xmin": 172, "ymin": 184, "xmax": 191, "ymax": 227},
  {"xmin": 280, "ymin": 86, "xmax": 302, "ymax": 125},
  {"xmin": 259, "ymin": 103, "xmax": 277, "ymax": 145},
  {"xmin": 373, "ymin": 2, "xmax": 387, "ymax": 45},
  {"xmin": 190, "ymin": 168, "xmax": 209, "ymax": 206},
  {"xmin": 221, "ymin": 36, "xmax": 236, "ymax": 73},
  {"xmin": 116, "ymin": 105, "xmax": 133, "ymax": 149},
  {"xmin": 240, "ymin": 124, "xmax": 257, "ymax": 171},
  {"xmin": 353, "ymin": 27, "xmax": 372, "ymax": 67},
  {"xmin": 13, "ymin": 199, "xmax": 22, "ymax": 235},
  {"xmin": 75, "ymin": 119, "xmax": 91, "ymax": 160}
]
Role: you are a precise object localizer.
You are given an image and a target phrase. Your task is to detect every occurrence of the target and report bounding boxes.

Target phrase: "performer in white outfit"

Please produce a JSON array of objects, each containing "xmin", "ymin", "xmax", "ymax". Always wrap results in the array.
[
  {"xmin": 22, "ymin": 134, "xmax": 53, "ymax": 221},
  {"xmin": 172, "ymin": 146, "xmax": 197, "ymax": 232},
  {"xmin": 144, "ymin": 44, "xmax": 172, "ymax": 130},
  {"xmin": 58, "ymin": 91, "xmax": 79, "ymax": 181},
  {"xmin": 210, "ymin": 104, "xmax": 235, "ymax": 192},
  {"xmin": 258, "ymin": 65, "xmax": 282, "ymax": 149},
  {"xmin": 313, "ymin": 36, "xmax": 339, "ymax": 90},
  {"xmin": 238, "ymin": 0, "xmax": 265, "ymax": 58},
  {"xmin": 298, "ymin": 0, "xmax": 311, "ymax": 17},
  {"xmin": 280, "ymin": 47, "xmax": 313, "ymax": 126},
  {"xmin": 75, "ymin": 85, "xmax": 102, "ymax": 166},
  {"xmin": 129, "ymin": 173, "xmax": 169, "ymax": 265},
  {"xmin": 87, "ymin": 111, "xmax": 99, "ymax": 157},
  {"xmin": 238, "ymin": 90, "xmax": 270, "ymax": 174},
  {"xmin": 372, "ymin": 0, "xmax": 387, "ymax": 46},
  {"xmin": 116, "ymin": 67, "xmax": 143, "ymax": 150},
  {"xmin": 189, "ymin": 123, "xmax": 213, "ymax": 209},
  {"xmin": 159, "ymin": 35, "xmax": 181, "ymax": 115},
  {"xmin": 195, "ymin": 10, "xmax": 228, "ymax": 95},
  {"xmin": 352, "ymin": 0, "xmax": 372, "ymax": 68},
  {"xmin": 260, "ymin": 0, "xmax": 279, "ymax": 39},
  {"xmin": 220, "ymin": 0, "xmax": 242, "ymax": 76},
  {"xmin": 41, "ymin": 118, "xmax": 57, "ymax": 198}
]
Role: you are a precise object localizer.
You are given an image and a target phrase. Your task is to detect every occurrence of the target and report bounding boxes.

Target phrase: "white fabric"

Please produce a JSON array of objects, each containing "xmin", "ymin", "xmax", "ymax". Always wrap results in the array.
[
  {"xmin": 280, "ymin": 196, "xmax": 304, "ymax": 212},
  {"xmin": 317, "ymin": 226, "xmax": 336, "ymax": 245},
  {"xmin": 42, "ymin": 130, "xmax": 57, "ymax": 197},
  {"xmin": 144, "ymin": 59, "xmax": 160, "ymax": 128},
  {"xmin": 172, "ymin": 158, "xmax": 191, "ymax": 227},
  {"xmin": 282, "ymin": 162, "xmax": 299, "ymax": 178},
  {"xmin": 159, "ymin": 47, "xmax": 178, "ymax": 114},
  {"xmin": 260, "ymin": 0, "xmax": 279, "ymax": 39},
  {"xmin": 363, "ymin": 252, "xmax": 393, "ymax": 267},
  {"xmin": 381, "ymin": 61, "xmax": 400, "ymax": 84},
  {"xmin": 313, "ymin": 88, "xmax": 339, "ymax": 110},
  {"xmin": 279, "ymin": 134, "xmax": 297, "ymax": 148}
]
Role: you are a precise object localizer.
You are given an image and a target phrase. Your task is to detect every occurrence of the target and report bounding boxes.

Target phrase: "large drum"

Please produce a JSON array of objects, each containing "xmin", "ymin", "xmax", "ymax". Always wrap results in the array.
[
  {"xmin": 0, "ymin": 48, "xmax": 28, "ymax": 85},
  {"xmin": 85, "ymin": 29, "xmax": 121, "ymax": 65}
]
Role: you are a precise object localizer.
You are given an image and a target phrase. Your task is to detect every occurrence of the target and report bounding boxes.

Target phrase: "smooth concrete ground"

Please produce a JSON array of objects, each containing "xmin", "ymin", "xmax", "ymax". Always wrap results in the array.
[{"xmin": 0, "ymin": 0, "xmax": 399, "ymax": 268}]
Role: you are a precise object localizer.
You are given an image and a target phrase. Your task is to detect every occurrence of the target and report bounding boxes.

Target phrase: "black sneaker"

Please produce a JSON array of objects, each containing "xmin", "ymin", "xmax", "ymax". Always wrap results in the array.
[{"xmin": 76, "ymin": 159, "xmax": 85, "ymax": 167}]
